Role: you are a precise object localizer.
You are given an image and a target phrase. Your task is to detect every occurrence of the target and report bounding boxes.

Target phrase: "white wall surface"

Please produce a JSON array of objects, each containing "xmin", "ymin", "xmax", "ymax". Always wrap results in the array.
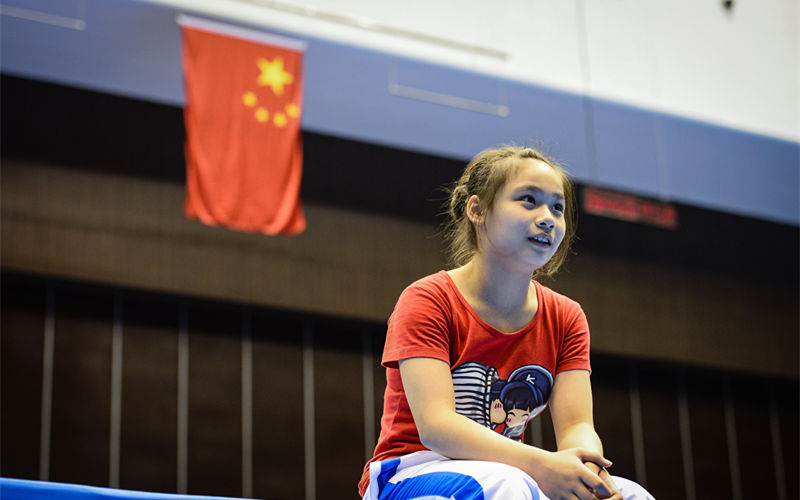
[{"xmin": 150, "ymin": 0, "xmax": 797, "ymax": 142}]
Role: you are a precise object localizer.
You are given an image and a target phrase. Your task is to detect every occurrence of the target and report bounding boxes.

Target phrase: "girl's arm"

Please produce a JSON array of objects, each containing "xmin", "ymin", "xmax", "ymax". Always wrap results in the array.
[
  {"xmin": 399, "ymin": 357, "xmax": 614, "ymax": 499},
  {"xmin": 549, "ymin": 369, "xmax": 622, "ymax": 500}
]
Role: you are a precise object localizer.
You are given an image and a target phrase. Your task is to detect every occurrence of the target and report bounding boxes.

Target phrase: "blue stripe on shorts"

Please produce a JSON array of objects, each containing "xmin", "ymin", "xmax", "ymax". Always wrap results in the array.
[{"xmin": 379, "ymin": 471, "xmax": 485, "ymax": 500}]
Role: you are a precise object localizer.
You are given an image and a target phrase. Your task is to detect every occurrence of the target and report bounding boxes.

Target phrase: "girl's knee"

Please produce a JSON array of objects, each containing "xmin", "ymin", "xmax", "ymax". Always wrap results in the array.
[
  {"xmin": 609, "ymin": 476, "xmax": 656, "ymax": 500},
  {"xmin": 477, "ymin": 462, "xmax": 539, "ymax": 500}
]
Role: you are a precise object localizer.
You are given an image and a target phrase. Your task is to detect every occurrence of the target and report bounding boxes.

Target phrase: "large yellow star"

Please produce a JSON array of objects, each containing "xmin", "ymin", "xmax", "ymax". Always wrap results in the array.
[{"xmin": 257, "ymin": 57, "xmax": 294, "ymax": 95}]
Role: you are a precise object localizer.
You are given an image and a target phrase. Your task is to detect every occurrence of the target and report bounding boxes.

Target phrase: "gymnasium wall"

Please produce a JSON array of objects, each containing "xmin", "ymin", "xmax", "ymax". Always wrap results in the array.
[{"xmin": 2, "ymin": 75, "xmax": 797, "ymax": 376}]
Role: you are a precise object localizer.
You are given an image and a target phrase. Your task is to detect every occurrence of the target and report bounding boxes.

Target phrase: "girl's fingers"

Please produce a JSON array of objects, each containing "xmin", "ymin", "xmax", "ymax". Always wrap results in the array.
[
  {"xmin": 582, "ymin": 474, "xmax": 612, "ymax": 498},
  {"xmin": 576, "ymin": 448, "xmax": 612, "ymax": 468}
]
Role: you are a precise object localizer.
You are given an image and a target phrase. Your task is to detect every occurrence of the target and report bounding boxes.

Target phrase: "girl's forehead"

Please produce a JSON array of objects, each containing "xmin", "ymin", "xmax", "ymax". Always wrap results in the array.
[{"xmin": 504, "ymin": 159, "xmax": 565, "ymax": 194}]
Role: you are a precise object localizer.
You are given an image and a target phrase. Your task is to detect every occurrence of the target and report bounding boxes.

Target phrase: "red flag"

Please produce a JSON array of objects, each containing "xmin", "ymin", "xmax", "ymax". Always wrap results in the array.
[{"xmin": 181, "ymin": 20, "xmax": 305, "ymax": 235}]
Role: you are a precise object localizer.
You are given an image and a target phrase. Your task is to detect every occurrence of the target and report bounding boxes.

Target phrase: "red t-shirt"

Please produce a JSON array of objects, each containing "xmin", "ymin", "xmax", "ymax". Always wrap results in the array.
[{"xmin": 358, "ymin": 271, "xmax": 591, "ymax": 496}]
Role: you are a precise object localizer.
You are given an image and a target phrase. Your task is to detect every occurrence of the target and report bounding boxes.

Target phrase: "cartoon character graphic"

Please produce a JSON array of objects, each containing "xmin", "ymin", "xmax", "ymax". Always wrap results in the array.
[{"xmin": 451, "ymin": 362, "xmax": 553, "ymax": 441}]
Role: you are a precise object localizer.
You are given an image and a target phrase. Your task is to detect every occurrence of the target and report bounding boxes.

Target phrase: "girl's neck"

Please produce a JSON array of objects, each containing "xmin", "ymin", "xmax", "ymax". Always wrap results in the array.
[{"xmin": 454, "ymin": 256, "xmax": 537, "ymax": 317}]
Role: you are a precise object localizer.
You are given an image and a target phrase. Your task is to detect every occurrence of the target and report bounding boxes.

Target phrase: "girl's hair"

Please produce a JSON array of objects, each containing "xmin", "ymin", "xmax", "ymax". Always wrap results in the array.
[{"xmin": 443, "ymin": 145, "xmax": 577, "ymax": 279}]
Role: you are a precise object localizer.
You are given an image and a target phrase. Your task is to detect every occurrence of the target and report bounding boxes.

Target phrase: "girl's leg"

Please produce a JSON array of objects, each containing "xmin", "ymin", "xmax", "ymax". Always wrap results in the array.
[
  {"xmin": 609, "ymin": 476, "xmax": 656, "ymax": 500},
  {"xmin": 372, "ymin": 457, "xmax": 540, "ymax": 500}
]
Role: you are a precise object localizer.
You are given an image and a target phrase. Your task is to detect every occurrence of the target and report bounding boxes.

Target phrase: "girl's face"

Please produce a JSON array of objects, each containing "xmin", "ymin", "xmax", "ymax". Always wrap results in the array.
[{"xmin": 475, "ymin": 159, "xmax": 567, "ymax": 272}]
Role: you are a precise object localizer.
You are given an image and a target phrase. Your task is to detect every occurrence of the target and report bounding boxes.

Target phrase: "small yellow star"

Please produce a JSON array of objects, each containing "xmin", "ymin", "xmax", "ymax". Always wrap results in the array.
[
  {"xmin": 273, "ymin": 112, "xmax": 288, "ymax": 127},
  {"xmin": 255, "ymin": 108, "xmax": 269, "ymax": 123},
  {"xmin": 242, "ymin": 91, "xmax": 257, "ymax": 107},
  {"xmin": 285, "ymin": 103, "xmax": 300, "ymax": 118},
  {"xmin": 257, "ymin": 57, "xmax": 294, "ymax": 95}
]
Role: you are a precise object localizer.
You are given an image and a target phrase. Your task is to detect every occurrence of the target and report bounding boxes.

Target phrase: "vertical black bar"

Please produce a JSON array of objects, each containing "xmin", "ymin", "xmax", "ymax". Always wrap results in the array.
[
  {"xmin": 49, "ymin": 282, "xmax": 113, "ymax": 486},
  {"xmin": 0, "ymin": 274, "xmax": 46, "ymax": 479},
  {"xmin": 251, "ymin": 310, "xmax": 305, "ymax": 500},
  {"xmin": 119, "ymin": 292, "xmax": 179, "ymax": 493},
  {"xmin": 186, "ymin": 301, "xmax": 242, "ymax": 497}
]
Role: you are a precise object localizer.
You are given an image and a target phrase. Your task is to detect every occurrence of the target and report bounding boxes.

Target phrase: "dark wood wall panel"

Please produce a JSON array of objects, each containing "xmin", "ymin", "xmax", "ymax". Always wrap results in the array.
[
  {"xmin": 186, "ymin": 304, "xmax": 242, "ymax": 497},
  {"xmin": 686, "ymin": 371, "xmax": 733, "ymax": 499},
  {"xmin": 49, "ymin": 285, "xmax": 113, "ymax": 486},
  {"xmin": 0, "ymin": 275, "xmax": 45, "ymax": 479},
  {"xmin": 252, "ymin": 312, "xmax": 306, "ymax": 500},
  {"xmin": 371, "ymin": 328, "xmax": 387, "ymax": 452},
  {"xmin": 590, "ymin": 358, "xmax": 637, "ymax": 483},
  {"xmin": 0, "ymin": 158, "xmax": 445, "ymax": 332},
  {"xmin": 312, "ymin": 320, "xmax": 365, "ymax": 499},
  {"xmin": 556, "ymin": 254, "xmax": 798, "ymax": 378},
  {"xmin": 775, "ymin": 379, "xmax": 799, "ymax": 500},
  {"xmin": 119, "ymin": 294, "xmax": 179, "ymax": 493},
  {"xmin": 731, "ymin": 375, "xmax": 779, "ymax": 499},
  {"xmin": 638, "ymin": 364, "xmax": 685, "ymax": 499}
]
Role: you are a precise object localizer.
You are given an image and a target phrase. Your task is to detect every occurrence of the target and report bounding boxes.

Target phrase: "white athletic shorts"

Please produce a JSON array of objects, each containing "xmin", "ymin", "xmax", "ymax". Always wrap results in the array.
[{"xmin": 364, "ymin": 450, "xmax": 655, "ymax": 500}]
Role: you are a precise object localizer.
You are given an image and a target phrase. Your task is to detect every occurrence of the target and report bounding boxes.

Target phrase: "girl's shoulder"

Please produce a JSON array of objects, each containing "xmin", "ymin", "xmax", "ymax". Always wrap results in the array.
[
  {"xmin": 403, "ymin": 270, "xmax": 455, "ymax": 296},
  {"xmin": 393, "ymin": 271, "xmax": 461, "ymax": 316},
  {"xmin": 533, "ymin": 280, "xmax": 584, "ymax": 313}
]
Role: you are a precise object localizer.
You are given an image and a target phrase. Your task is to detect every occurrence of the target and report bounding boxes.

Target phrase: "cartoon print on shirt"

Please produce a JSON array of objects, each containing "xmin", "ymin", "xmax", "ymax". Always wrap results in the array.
[{"xmin": 451, "ymin": 362, "xmax": 553, "ymax": 441}]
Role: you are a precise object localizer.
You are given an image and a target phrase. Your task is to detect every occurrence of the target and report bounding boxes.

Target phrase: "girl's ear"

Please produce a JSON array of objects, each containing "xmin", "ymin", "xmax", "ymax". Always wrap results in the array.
[{"xmin": 466, "ymin": 195, "xmax": 484, "ymax": 225}]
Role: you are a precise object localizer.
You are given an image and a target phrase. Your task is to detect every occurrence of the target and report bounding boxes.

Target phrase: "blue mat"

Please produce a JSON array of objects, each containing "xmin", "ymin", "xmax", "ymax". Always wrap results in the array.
[{"xmin": 0, "ymin": 478, "xmax": 260, "ymax": 500}]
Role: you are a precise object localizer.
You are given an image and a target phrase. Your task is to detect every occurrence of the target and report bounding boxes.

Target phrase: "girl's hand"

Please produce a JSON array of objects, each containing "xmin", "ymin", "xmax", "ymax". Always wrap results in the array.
[
  {"xmin": 584, "ymin": 461, "xmax": 622, "ymax": 500},
  {"xmin": 532, "ymin": 448, "xmax": 613, "ymax": 500},
  {"xmin": 596, "ymin": 467, "xmax": 622, "ymax": 499}
]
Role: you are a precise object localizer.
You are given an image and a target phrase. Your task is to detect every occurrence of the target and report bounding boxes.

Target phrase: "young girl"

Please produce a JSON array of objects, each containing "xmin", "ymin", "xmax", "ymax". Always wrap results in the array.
[{"xmin": 359, "ymin": 146, "xmax": 654, "ymax": 500}]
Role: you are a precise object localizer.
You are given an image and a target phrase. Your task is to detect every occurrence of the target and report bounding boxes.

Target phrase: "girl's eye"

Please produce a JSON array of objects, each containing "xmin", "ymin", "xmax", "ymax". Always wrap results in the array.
[
  {"xmin": 553, "ymin": 203, "xmax": 565, "ymax": 213},
  {"xmin": 521, "ymin": 195, "xmax": 536, "ymax": 204}
]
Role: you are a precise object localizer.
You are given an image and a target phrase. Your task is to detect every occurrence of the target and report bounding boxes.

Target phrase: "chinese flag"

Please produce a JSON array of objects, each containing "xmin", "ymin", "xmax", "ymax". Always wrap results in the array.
[{"xmin": 182, "ymin": 21, "xmax": 305, "ymax": 235}]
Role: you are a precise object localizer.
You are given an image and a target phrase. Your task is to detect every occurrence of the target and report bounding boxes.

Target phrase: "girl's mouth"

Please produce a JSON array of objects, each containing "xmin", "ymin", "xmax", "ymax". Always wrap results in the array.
[{"xmin": 528, "ymin": 235, "xmax": 552, "ymax": 246}]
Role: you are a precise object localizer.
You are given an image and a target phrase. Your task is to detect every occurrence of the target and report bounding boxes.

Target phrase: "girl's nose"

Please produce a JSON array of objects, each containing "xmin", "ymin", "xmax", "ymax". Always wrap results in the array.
[{"xmin": 537, "ymin": 218, "xmax": 555, "ymax": 231}]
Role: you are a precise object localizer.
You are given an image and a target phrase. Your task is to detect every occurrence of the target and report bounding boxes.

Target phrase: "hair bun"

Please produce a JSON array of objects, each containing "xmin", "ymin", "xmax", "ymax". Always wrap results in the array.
[{"xmin": 449, "ymin": 183, "xmax": 470, "ymax": 219}]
